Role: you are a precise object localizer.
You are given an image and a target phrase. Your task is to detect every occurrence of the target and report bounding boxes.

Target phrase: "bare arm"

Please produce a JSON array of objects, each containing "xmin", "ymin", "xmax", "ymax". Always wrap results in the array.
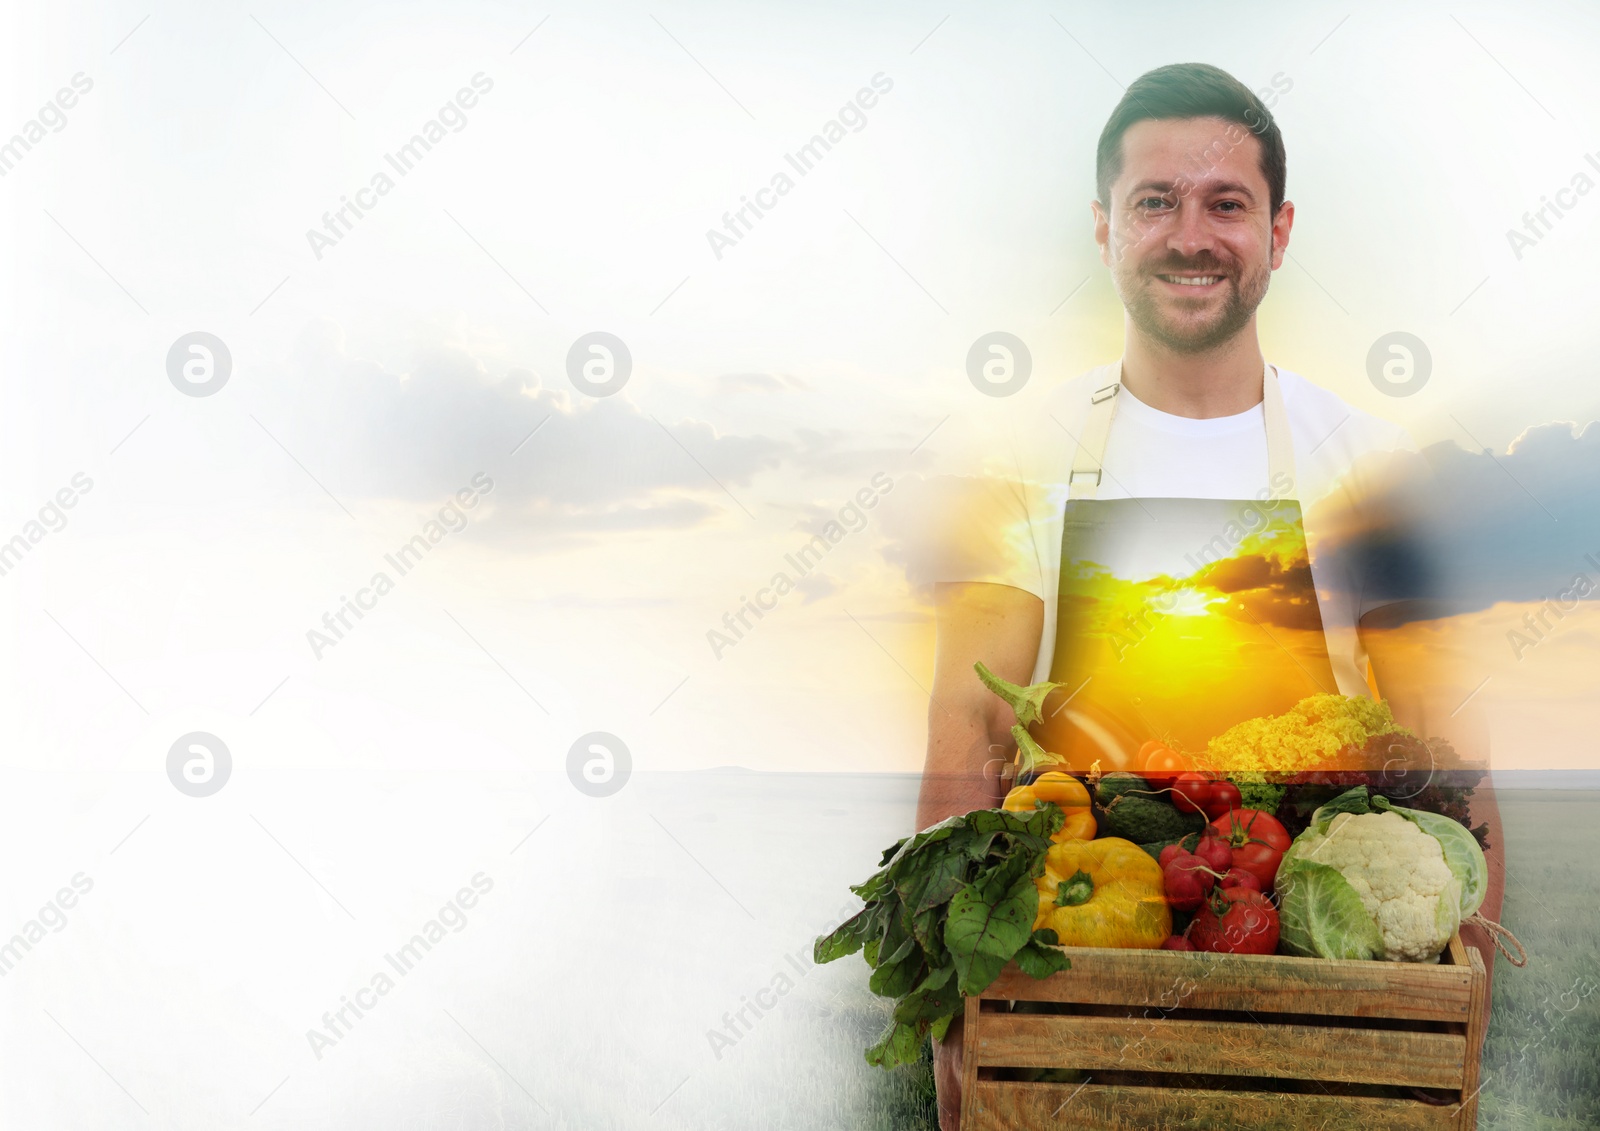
[
  {"xmin": 915, "ymin": 582, "xmax": 1045, "ymax": 831},
  {"xmin": 922, "ymin": 581, "xmax": 1044, "ymax": 1129}
]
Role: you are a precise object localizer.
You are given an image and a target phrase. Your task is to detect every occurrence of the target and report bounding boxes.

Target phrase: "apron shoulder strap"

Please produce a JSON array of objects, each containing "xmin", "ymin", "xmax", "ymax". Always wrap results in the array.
[
  {"xmin": 1067, "ymin": 381, "xmax": 1120, "ymax": 500},
  {"xmin": 1261, "ymin": 364, "xmax": 1297, "ymax": 498},
  {"xmin": 1066, "ymin": 361, "xmax": 1297, "ymax": 501}
]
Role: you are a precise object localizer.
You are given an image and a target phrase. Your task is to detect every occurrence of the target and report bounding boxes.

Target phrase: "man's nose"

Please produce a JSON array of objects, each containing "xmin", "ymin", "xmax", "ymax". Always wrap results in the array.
[{"xmin": 1165, "ymin": 200, "xmax": 1216, "ymax": 259}]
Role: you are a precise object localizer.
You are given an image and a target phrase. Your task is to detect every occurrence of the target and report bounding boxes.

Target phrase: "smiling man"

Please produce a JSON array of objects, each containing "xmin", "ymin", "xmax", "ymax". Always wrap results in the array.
[{"xmin": 917, "ymin": 62, "xmax": 1505, "ymax": 1129}]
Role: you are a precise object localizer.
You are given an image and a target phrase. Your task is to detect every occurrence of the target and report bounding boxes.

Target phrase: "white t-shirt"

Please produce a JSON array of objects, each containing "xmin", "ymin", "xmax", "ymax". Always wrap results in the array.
[{"xmin": 939, "ymin": 361, "xmax": 1416, "ymax": 695}]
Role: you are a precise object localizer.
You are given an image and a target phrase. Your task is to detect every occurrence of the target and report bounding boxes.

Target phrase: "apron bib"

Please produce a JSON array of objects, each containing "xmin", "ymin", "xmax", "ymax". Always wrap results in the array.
[{"xmin": 1026, "ymin": 364, "xmax": 1339, "ymax": 774}]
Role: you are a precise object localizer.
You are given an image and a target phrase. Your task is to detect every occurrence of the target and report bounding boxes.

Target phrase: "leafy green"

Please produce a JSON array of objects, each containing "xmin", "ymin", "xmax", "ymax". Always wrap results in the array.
[
  {"xmin": 1014, "ymin": 929, "xmax": 1073, "ymax": 979},
  {"xmin": 1230, "ymin": 776, "xmax": 1287, "ymax": 814},
  {"xmin": 1275, "ymin": 859, "xmax": 1385, "ymax": 960},
  {"xmin": 945, "ymin": 856, "xmax": 1039, "ymax": 994},
  {"xmin": 1311, "ymin": 784, "xmax": 1376, "ymax": 822},
  {"xmin": 814, "ymin": 801, "xmax": 1071, "ymax": 1070}
]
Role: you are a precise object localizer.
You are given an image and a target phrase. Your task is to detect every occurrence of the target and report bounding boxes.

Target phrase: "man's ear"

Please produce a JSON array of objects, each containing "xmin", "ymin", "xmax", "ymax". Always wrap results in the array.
[
  {"xmin": 1092, "ymin": 200, "xmax": 1112, "ymax": 268},
  {"xmin": 1269, "ymin": 200, "xmax": 1294, "ymax": 270}
]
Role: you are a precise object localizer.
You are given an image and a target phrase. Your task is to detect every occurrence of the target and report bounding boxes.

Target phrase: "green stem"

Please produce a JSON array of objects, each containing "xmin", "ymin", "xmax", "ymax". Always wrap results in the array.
[
  {"xmin": 975, "ymin": 661, "xmax": 1062, "ymax": 729},
  {"xmin": 1011, "ymin": 725, "xmax": 1065, "ymax": 775},
  {"xmin": 1055, "ymin": 869, "xmax": 1094, "ymax": 907}
]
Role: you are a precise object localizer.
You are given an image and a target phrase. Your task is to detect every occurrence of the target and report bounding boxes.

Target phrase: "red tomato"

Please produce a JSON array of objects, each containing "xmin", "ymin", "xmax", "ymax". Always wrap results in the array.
[
  {"xmin": 1201, "ymin": 781, "xmax": 1241, "ymax": 820},
  {"xmin": 1139, "ymin": 743, "xmax": 1192, "ymax": 791},
  {"xmin": 1170, "ymin": 772, "xmax": 1215, "ymax": 814},
  {"xmin": 1137, "ymin": 739, "xmax": 1170, "ymax": 761},
  {"xmin": 1207, "ymin": 808, "xmax": 1291, "ymax": 853},
  {"xmin": 1189, "ymin": 887, "xmax": 1280, "ymax": 955},
  {"xmin": 1230, "ymin": 842, "xmax": 1285, "ymax": 891},
  {"xmin": 1160, "ymin": 934, "xmax": 1195, "ymax": 951}
]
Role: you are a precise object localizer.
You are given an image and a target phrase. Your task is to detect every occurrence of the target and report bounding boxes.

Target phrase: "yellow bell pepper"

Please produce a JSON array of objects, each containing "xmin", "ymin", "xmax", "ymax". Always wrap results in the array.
[
  {"xmin": 1033, "ymin": 837, "xmax": 1170, "ymax": 948},
  {"xmin": 1002, "ymin": 772, "xmax": 1096, "ymax": 842}
]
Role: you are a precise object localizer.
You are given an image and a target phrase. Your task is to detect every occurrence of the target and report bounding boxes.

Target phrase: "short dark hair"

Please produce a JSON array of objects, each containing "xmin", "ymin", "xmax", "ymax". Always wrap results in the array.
[{"xmin": 1096, "ymin": 63, "xmax": 1286, "ymax": 217}]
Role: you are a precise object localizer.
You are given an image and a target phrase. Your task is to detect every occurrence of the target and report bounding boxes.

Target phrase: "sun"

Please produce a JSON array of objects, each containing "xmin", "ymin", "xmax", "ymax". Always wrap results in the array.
[{"xmin": 1153, "ymin": 585, "xmax": 1222, "ymax": 618}]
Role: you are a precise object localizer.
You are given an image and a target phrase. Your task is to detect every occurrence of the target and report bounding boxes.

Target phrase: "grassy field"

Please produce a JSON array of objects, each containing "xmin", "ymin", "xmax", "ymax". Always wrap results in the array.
[
  {"xmin": 1476, "ymin": 791, "xmax": 1600, "ymax": 1130},
  {"xmin": 855, "ymin": 789, "xmax": 1600, "ymax": 1130}
]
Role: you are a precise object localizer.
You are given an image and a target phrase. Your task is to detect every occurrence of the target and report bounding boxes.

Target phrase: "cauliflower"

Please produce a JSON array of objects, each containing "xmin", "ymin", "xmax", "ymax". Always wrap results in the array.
[
  {"xmin": 1299, "ymin": 812, "xmax": 1459, "ymax": 959},
  {"xmin": 1277, "ymin": 785, "xmax": 1487, "ymax": 963}
]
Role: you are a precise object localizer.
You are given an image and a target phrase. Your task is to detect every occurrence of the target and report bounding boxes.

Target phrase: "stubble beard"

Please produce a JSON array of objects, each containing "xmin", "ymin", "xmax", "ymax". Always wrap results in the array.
[{"xmin": 1119, "ymin": 253, "xmax": 1272, "ymax": 355}]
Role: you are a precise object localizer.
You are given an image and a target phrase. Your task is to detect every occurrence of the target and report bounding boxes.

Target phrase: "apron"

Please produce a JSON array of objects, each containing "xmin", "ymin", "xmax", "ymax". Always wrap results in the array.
[{"xmin": 1023, "ymin": 362, "xmax": 1340, "ymax": 776}]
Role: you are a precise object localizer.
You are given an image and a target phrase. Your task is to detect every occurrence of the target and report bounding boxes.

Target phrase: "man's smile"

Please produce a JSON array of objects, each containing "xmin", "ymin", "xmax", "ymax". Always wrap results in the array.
[{"xmin": 1154, "ymin": 272, "xmax": 1227, "ymax": 290}]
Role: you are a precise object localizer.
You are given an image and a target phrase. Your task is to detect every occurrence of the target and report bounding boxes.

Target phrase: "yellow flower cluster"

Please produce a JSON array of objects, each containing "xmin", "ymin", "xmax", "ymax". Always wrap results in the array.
[{"xmin": 1202, "ymin": 694, "xmax": 1410, "ymax": 774}]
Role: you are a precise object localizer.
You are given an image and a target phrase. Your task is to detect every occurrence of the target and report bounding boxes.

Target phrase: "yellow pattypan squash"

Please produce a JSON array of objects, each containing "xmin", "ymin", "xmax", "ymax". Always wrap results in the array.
[{"xmin": 1033, "ymin": 837, "xmax": 1170, "ymax": 948}]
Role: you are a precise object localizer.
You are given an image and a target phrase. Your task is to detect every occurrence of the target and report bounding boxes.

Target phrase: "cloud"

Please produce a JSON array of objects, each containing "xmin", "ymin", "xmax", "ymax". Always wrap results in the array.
[
  {"xmin": 275, "ymin": 321, "xmax": 788, "ymax": 543},
  {"xmin": 1308, "ymin": 420, "xmax": 1600, "ymax": 621},
  {"xmin": 1190, "ymin": 550, "xmax": 1325, "ymax": 631}
]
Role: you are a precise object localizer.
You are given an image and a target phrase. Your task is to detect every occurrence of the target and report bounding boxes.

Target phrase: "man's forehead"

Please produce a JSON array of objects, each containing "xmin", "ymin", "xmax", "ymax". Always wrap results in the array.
[{"xmin": 1114, "ymin": 116, "xmax": 1265, "ymax": 194}]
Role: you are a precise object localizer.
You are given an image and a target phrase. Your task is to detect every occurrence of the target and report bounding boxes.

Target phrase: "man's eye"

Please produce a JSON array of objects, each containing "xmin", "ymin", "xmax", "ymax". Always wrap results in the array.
[
  {"xmin": 1216, "ymin": 201, "xmax": 1243, "ymax": 212},
  {"xmin": 1137, "ymin": 197, "xmax": 1171, "ymax": 210}
]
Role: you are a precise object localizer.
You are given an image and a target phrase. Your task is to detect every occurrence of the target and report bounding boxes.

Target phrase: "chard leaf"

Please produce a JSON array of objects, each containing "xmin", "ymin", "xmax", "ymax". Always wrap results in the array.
[
  {"xmin": 868, "ymin": 936, "xmax": 924, "ymax": 998},
  {"xmin": 865, "ymin": 1019, "xmax": 923, "ymax": 1070},
  {"xmin": 1014, "ymin": 935, "xmax": 1072, "ymax": 980},
  {"xmin": 944, "ymin": 868, "xmax": 1040, "ymax": 996},
  {"xmin": 850, "ymin": 870, "xmax": 894, "ymax": 902},
  {"xmin": 878, "ymin": 902, "xmax": 915, "ymax": 965},
  {"xmin": 894, "ymin": 965, "xmax": 961, "ymax": 1025},
  {"xmin": 910, "ymin": 905, "xmax": 950, "ymax": 966},
  {"xmin": 813, "ymin": 903, "xmax": 883, "ymax": 964},
  {"xmin": 898, "ymin": 844, "xmax": 975, "ymax": 915},
  {"xmin": 877, "ymin": 836, "xmax": 910, "ymax": 868},
  {"xmin": 930, "ymin": 1014, "xmax": 955, "ymax": 1043},
  {"xmin": 973, "ymin": 847, "xmax": 1036, "ymax": 905},
  {"xmin": 966, "ymin": 805, "xmax": 1062, "ymax": 851},
  {"xmin": 879, "ymin": 817, "xmax": 965, "ymax": 874}
]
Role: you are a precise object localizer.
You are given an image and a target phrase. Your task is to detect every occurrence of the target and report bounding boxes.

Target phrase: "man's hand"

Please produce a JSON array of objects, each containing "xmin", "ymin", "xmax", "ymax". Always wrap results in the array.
[{"xmin": 919, "ymin": 581, "xmax": 1043, "ymax": 1129}]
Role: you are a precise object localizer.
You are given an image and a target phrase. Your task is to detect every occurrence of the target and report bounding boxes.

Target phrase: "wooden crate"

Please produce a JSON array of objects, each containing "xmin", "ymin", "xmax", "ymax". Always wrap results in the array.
[{"xmin": 961, "ymin": 932, "xmax": 1488, "ymax": 1130}]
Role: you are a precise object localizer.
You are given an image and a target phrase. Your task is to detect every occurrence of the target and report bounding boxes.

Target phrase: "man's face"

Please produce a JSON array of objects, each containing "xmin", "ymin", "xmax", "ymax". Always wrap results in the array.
[{"xmin": 1093, "ymin": 116, "xmax": 1292, "ymax": 354}]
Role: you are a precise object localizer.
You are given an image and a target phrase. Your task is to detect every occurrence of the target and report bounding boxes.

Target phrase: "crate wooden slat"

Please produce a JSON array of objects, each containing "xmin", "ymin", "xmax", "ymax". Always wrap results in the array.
[
  {"xmin": 966, "ymin": 1081, "xmax": 1463, "ymax": 1131},
  {"xmin": 962, "ymin": 930, "xmax": 1489, "ymax": 1130},
  {"xmin": 972, "ymin": 1013, "xmax": 1467, "ymax": 1088},
  {"xmin": 980, "ymin": 945, "xmax": 1474, "ymax": 1023}
]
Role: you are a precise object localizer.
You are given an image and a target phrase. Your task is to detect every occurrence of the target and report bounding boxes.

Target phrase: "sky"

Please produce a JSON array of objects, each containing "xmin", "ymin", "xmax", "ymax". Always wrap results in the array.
[{"xmin": 2, "ymin": 0, "xmax": 1599, "ymax": 784}]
